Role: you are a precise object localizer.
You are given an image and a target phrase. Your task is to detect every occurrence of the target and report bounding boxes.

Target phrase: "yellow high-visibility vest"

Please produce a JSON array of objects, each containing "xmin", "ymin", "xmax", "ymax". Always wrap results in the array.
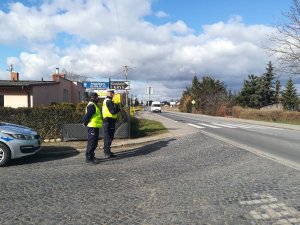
[
  {"xmin": 102, "ymin": 98, "xmax": 117, "ymax": 119},
  {"xmin": 85, "ymin": 102, "xmax": 103, "ymax": 128}
]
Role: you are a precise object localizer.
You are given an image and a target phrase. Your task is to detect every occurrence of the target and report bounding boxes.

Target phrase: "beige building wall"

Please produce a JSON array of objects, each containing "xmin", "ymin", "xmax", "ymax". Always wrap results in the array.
[
  {"xmin": 31, "ymin": 79, "xmax": 84, "ymax": 106},
  {"xmin": 32, "ymin": 84, "xmax": 59, "ymax": 106},
  {"xmin": 71, "ymin": 81, "xmax": 84, "ymax": 103},
  {"xmin": 1, "ymin": 76, "xmax": 85, "ymax": 108}
]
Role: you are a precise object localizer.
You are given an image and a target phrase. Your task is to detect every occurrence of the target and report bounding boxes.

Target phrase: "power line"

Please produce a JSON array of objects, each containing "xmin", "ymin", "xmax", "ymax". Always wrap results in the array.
[{"xmin": 112, "ymin": 0, "xmax": 122, "ymax": 36}]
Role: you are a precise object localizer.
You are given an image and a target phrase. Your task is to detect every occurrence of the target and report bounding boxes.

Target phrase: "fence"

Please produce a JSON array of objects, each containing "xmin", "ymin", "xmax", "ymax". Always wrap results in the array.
[
  {"xmin": 62, "ymin": 117, "xmax": 129, "ymax": 141},
  {"xmin": 62, "ymin": 93, "xmax": 131, "ymax": 141}
]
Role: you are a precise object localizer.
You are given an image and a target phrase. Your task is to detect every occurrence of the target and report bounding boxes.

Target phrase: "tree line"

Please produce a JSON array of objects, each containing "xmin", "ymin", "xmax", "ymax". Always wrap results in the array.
[
  {"xmin": 180, "ymin": 0, "xmax": 300, "ymax": 115},
  {"xmin": 179, "ymin": 62, "xmax": 299, "ymax": 115}
]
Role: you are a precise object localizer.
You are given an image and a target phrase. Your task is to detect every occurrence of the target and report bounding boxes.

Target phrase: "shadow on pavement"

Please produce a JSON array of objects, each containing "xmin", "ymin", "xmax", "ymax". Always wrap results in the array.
[
  {"xmin": 99, "ymin": 138, "xmax": 176, "ymax": 162},
  {"xmin": 8, "ymin": 146, "xmax": 80, "ymax": 166}
]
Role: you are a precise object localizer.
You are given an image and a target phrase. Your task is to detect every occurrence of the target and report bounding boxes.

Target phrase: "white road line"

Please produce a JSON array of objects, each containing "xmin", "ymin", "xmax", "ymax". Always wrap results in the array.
[
  {"xmin": 236, "ymin": 125, "xmax": 255, "ymax": 128},
  {"xmin": 210, "ymin": 122, "xmax": 237, "ymax": 128},
  {"xmin": 222, "ymin": 123, "xmax": 245, "ymax": 127},
  {"xmin": 186, "ymin": 121, "xmax": 284, "ymax": 131},
  {"xmin": 230, "ymin": 124, "xmax": 284, "ymax": 130},
  {"xmin": 245, "ymin": 125, "xmax": 283, "ymax": 130},
  {"xmin": 244, "ymin": 125, "xmax": 270, "ymax": 129},
  {"xmin": 198, "ymin": 123, "xmax": 221, "ymax": 128},
  {"xmin": 186, "ymin": 123, "xmax": 205, "ymax": 129}
]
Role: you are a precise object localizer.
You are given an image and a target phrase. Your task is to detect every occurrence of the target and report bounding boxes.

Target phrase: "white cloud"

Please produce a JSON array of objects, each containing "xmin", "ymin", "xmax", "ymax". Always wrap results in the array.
[
  {"xmin": 155, "ymin": 10, "xmax": 169, "ymax": 18},
  {"xmin": 0, "ymin": 0, "xmax": 281, "ymax": 100}
]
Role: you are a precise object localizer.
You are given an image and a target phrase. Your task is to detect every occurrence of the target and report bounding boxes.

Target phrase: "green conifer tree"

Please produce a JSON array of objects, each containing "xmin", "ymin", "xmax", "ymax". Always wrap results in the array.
[
  {"xmin": 282, "ymin": 78, "xmax": 299, "ymax": 111},
  {"xmin": 258, "ymin": 61, "xmax": 276, "ymax": 107}
]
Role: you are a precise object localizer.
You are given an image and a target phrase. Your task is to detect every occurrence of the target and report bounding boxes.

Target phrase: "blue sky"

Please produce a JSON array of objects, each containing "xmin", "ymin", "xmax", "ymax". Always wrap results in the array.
[
  {"xmin": 0, "ymin": 0, "xmax": 297, "ymax": 100},
  {"xmin": 149, "ymin": 0, "xmax": 289, "ymax": 27}
]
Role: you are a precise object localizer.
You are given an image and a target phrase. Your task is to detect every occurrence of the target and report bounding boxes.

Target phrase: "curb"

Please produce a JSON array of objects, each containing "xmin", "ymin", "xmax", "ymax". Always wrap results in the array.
[{"xmin": 43, "ymin": 132, "xmax": 172, "ymax": 153}]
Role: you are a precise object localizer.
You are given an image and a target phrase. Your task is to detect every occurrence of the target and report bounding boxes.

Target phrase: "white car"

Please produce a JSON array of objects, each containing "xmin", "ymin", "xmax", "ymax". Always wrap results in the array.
[
  {"xmin": 151, "ymin": 101, "xmax": 162, "ymax": 113},
  {"xmin": 0, "ymin": 122, "xmax": 43, "ymax": 166}
]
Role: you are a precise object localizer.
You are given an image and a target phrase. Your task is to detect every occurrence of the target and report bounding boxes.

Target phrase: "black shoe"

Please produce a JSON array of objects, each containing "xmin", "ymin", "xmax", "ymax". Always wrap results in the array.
[
  {"xmin": 109, "ymin": 152, "xmax": 117, "ymax": 158},
  {"xmin": 86, "ymin": 159, "xmax": 99, "ymax": 164},
  {"xmin": 104, "ymin": 154, "xmax": 112, "ymax": 159},
  {"xmin": 104, "ymin": 154, "xmax": 116, "ymax": 159}
]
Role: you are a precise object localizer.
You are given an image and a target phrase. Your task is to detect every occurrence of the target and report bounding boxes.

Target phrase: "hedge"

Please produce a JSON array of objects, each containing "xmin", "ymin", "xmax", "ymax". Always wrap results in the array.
[
  {"xmin": 0, "ymin": 104, "xmax": 85, "ymax": 139},
  {"xmin": 0, "ymin": 102, "xmax": 128, "ymax": 139}
]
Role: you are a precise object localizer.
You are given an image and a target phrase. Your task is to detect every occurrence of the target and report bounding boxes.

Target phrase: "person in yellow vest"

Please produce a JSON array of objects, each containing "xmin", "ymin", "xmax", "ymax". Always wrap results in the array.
[
  {"xmin": 102, "ymin": 89, "xmax": 120, "ymax": 158},
  {"xmin": 83, "ymin": 92, "xmax": 103, "ymax": 164}
]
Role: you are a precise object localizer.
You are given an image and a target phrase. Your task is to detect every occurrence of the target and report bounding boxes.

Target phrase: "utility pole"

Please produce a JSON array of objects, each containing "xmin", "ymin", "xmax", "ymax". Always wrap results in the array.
[
  {"xmin": 123, "ymin": 65, "xmax": 129, "ymax": 107},
  {"xmin": 123, "ymin": 65, "xmax": 130, "ymax": 138},
  {"xmin": 146, "ymin": 86, "xmax": 153, "ymax": 110}
]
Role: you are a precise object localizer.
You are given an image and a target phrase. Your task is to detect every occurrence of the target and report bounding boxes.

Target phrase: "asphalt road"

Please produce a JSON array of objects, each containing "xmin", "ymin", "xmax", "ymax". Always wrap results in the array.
[
  {"xmin": 1, "ymin": 112, "xmax": 300, "ymax": 225},
  {"xmin": 160, "ymin": 111, "xmax": 300, "ymax": 170}
]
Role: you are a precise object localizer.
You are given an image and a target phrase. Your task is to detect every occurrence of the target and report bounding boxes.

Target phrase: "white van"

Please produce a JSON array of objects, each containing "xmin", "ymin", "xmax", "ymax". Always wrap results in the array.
[{"xmin": 151, "ymin": 101, "xmax": 162, "ymax": 113}]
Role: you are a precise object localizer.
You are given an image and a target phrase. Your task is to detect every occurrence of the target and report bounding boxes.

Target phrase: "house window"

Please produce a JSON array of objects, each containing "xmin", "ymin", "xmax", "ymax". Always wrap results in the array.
[
  {"xmin": 63, "ymin": 89, "xmax": 69, "ymax": 102},
  {"xmin": 78, "ymin": 91, "xmax": 81, "ymax": 102},
  {"xmin": 0, "ymin": 95, "xmax": 3, "ymax": 106}
]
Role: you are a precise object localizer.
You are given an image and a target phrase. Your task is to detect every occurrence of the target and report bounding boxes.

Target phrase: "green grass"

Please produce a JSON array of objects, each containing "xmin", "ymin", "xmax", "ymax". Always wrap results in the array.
[{"xmin": 130, "ymin": 117, "xmax": 168, "ymax": 138}]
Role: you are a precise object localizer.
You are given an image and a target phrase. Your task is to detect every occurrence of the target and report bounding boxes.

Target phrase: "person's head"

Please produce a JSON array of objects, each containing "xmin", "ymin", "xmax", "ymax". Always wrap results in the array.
[
  {"xmin": 106, "ymin": 89, "xmax": 115, "ymax": 97},
  {"xmin": 89, "ymin": 92, "xmax": 99, "ymax": 103}
]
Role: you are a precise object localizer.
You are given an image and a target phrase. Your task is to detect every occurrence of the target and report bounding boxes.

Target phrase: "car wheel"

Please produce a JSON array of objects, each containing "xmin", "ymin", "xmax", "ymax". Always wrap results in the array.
[{"xmin": 0, "ymin": 143, "xmax": 11, "ymax": 167}]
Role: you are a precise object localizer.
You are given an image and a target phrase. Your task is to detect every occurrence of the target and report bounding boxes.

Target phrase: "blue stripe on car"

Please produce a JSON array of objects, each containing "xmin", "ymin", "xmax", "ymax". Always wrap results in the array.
[{"xmin": 1, "ymin": 136, "xmax": 14, "ymax": 141}]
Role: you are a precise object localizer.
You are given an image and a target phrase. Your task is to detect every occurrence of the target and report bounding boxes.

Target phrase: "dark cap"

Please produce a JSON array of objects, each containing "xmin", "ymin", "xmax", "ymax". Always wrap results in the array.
[
  {"xmin": 89, "ymin": 92, "xmax": 99, "ymax": 100},
  {"xmin": 106, "ymin": 89, "xmax": 115, "ymax": 94}
]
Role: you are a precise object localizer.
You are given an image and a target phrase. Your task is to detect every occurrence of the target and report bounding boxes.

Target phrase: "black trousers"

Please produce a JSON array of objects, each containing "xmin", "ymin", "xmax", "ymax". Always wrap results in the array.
[
  {"xmin": 103, "ymin": 119, "xmax": 116, "ymax": 155},
  {"xmin": 86, "ymin": 127, "xmax": 99, "ymax": 160}
]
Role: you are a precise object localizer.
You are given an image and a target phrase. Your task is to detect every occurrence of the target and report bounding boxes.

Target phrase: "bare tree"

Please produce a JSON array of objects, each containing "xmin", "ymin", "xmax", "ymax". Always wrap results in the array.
[
  {"xmin": 61, "ymin": 68, "xmax": 90, "ymax": 82},
  {"xmin": 267, "ymin": 0, "xmax": 300, "ymax": 75}
]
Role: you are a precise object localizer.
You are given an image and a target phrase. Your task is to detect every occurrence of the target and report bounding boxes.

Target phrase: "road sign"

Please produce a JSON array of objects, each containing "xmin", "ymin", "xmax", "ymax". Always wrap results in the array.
[
  {"xmin": 146, "ymin": 87, "xmax": 153, "ymax": 94},
  {"xmin": 110, "ymin": 81, "xmax": 130, "ymax": 90},
  {"xmin": 83, "ymin": 82, "xmax": 109, "ymax": 89},
  {"xmin": 191, "ymin": 100, "xmax": 196, "ymax": 105}
]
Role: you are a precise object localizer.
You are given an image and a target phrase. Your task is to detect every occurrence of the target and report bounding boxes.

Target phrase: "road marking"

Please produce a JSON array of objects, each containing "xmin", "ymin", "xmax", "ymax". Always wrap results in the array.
[
  {"xmin": 186, "ymin": 123, "xmax": 205, "ymax": 129},
  {"xmin": 210, "ymin": 122, "xmax": 237, "ymax": 128},
  {"xmin": 235, "ymin": 124, "xmax": 256, "ymax": 128},
  {"xmin": 198, "ymin": 123, "xmax": 221, "ymax": 128},
  {"xmin": 185, "ymin": 121, "xmax": 284, "ymax": 131},
  {"xmin": 221, "ymin": 123, "xmax": 283, "ymax": 130},
  {"xmin": 245, "ymin": 125, "xmax": 283, "ymax": 130}
]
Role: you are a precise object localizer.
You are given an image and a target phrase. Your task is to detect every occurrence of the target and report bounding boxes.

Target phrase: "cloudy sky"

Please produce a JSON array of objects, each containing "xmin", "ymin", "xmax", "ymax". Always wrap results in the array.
[{"xmin": 0, "ymin": 0, "xmax": 295, "ymax": 101}]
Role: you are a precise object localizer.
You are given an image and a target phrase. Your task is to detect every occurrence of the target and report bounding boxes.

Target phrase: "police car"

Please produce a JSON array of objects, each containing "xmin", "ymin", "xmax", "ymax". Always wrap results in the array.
[{"xmin": 0, "ymin": 122, "xmax": 43, "ymax": 166}]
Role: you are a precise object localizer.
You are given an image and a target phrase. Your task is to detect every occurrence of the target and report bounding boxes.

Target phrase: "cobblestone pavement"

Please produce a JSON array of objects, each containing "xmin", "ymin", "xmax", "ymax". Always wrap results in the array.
[
  {"xmin": 1, "ymin": 111, "xmax": 300, "ymax": 224},
  {"xmin": 1, "ymin": 130, "xmax": 300, "ymax": 225}
]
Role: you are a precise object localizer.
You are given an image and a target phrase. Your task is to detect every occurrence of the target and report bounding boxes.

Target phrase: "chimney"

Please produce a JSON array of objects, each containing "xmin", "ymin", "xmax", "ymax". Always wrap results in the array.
[
  {"xmin": 52, "ymin": 67, "xmax": 66, "ymax": 81},
  {"xmin": 11, "ymin": 72, "xmax": 19, "ymax": 81},
  {"xmin": 52, "ymin": 74, "xmax": 59, "ymax": 82}
]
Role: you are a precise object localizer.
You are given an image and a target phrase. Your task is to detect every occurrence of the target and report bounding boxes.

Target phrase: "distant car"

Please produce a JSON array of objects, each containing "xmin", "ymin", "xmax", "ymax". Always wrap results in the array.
[
  {"xmin": 0, "ymin": 122, "xmax": 43, "ymax": 166},
  {"xmin": 151, "ymin": 101, "xmax": 162, "ymax": 113}
]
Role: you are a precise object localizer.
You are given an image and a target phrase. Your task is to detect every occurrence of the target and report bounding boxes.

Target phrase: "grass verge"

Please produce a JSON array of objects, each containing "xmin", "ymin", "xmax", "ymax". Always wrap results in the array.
[
  {"xmin": 130, "ymin": 116, "xmax": 168, "ymax": 138},
  {"xmin": 232, "ymin": 106, "xmax": 300, "ymax": 125}
]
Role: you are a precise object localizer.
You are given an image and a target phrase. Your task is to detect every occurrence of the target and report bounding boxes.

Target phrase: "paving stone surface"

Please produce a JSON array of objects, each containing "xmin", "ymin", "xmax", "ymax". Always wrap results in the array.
[{"xmin": 1, "ymin": 130, "xmax": 300, "ymax": 224}]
